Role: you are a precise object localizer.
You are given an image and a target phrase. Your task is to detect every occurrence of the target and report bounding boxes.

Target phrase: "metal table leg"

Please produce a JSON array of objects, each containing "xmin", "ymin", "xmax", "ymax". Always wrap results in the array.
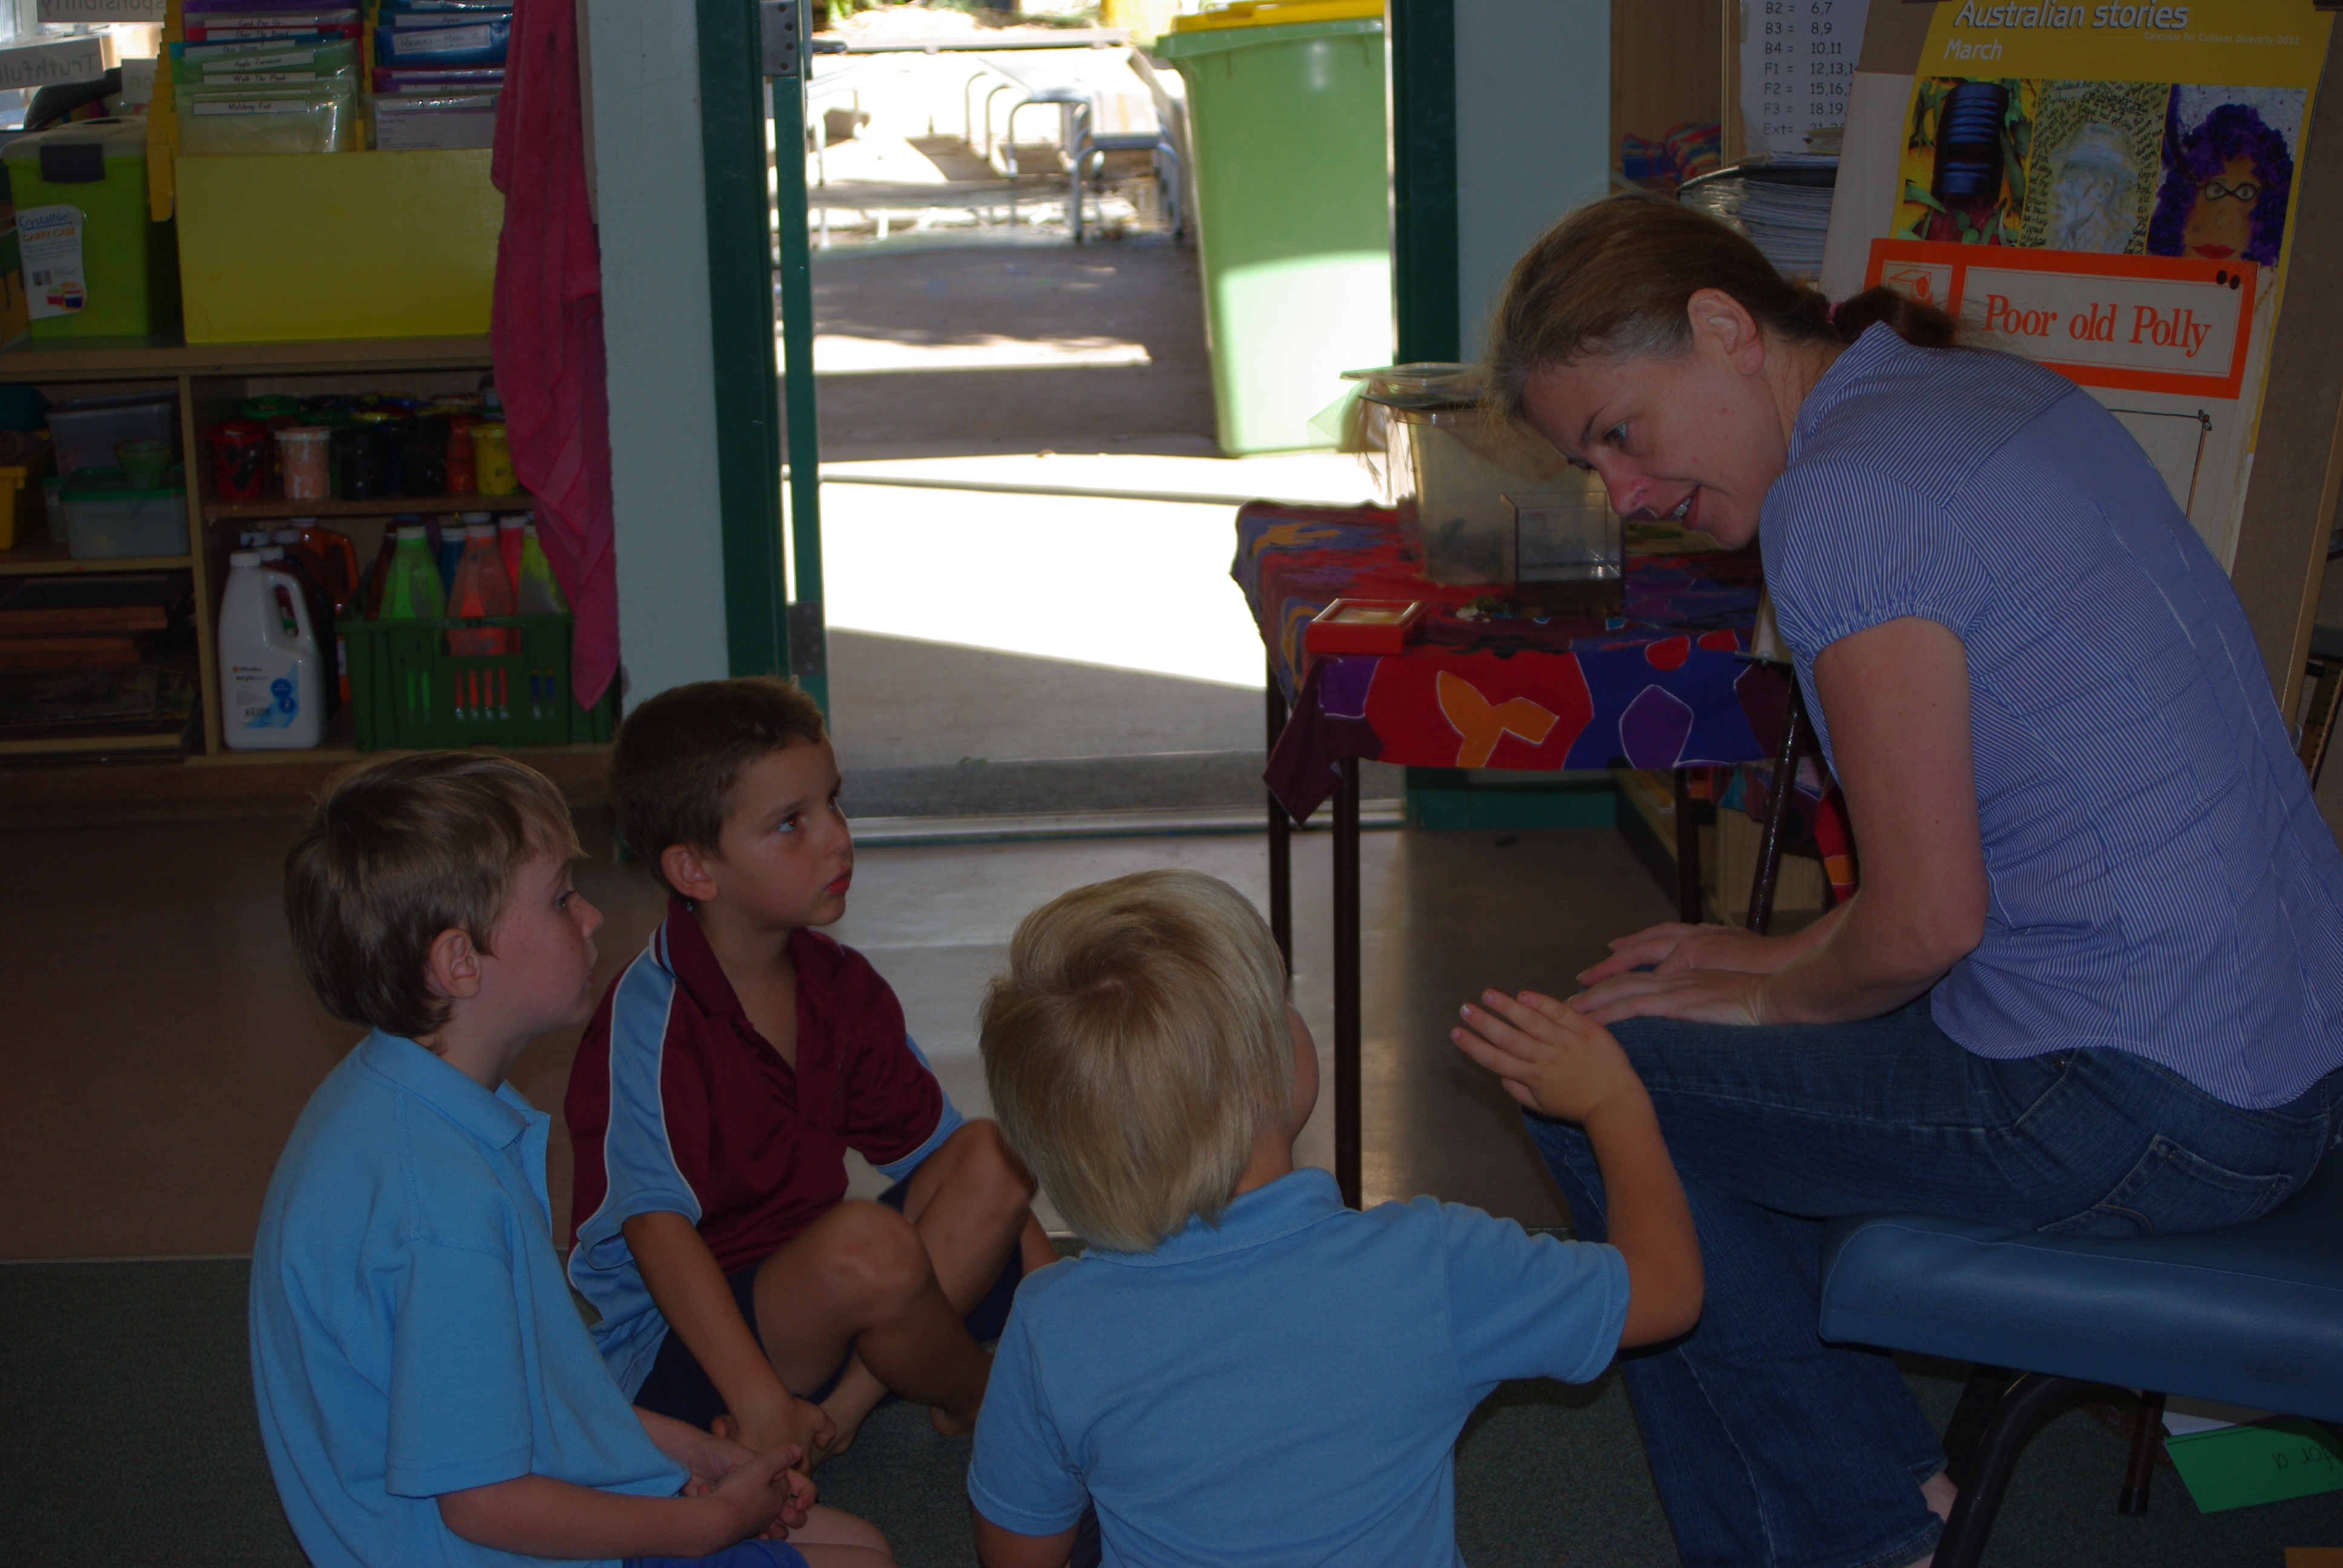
[
  {"xmin": 1266, "ymin": 667, "xmax": 1291, "ymax": 974},
  {"xmin": 1746, "ymin": 681, "xmax": 1807, "ymax": 936},
  {"xmin": 1672, "ymin": 767, "xmax": 1702, "ymax": 923},
  {"xmin": 1333, "ymin": 755, "xmax": 1361, "ymax": 1209}
]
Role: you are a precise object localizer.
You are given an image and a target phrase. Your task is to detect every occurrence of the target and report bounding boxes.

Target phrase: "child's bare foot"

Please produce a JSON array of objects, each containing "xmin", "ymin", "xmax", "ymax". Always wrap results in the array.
[
  {"xmin": 812, "ymin": 1356, "xmax": 889, "ymax": 1467},
  {"xmin": 928, "ymin": 1401, "xmax": 976, "ymax": 1437}
]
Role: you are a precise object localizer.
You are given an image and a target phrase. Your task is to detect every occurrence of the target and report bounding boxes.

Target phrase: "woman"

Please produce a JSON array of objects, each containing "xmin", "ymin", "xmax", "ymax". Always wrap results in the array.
[{"xmin": 1471, "ymin": 196, "xmax": 2343, "ymax": 1568}]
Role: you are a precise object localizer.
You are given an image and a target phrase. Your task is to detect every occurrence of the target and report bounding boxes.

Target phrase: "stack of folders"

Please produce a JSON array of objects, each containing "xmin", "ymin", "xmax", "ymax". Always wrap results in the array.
[
  {"xmin": 174, "ymin": 1, "xmax": 365, "ymax": 155},
  {"xmin": 1677, "ymin": 160, "xmax": 1838, "ymax": 283},
  {"xmin": 168, "ymin": 0, "xmax": 510, "ymax": 155},
  {"xmin": 367, "ymin": 0, "xmax": 510, "ymax": 151}
]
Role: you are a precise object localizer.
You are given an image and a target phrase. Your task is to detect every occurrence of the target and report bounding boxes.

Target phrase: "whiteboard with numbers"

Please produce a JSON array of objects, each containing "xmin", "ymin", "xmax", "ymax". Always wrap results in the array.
[{"xmin": 1741, "ymin": 0, "xmax": 1866, "ymax": 159}]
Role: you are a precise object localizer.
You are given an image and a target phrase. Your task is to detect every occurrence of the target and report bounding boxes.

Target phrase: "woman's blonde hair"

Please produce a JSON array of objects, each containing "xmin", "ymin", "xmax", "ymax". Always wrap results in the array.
[
  {"xmin": 980, "ymin": 870, "xmax": 1293, "ymax": 1253},
  {"xmin": 1484, "ymin": 194, "xmax": 1958, "ymax": 426}
]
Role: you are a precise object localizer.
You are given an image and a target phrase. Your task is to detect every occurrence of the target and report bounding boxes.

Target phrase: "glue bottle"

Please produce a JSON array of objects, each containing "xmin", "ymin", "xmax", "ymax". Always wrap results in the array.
[{"xmin": 516, "ymin": 522, "xmax": 568, "ymax": 615}]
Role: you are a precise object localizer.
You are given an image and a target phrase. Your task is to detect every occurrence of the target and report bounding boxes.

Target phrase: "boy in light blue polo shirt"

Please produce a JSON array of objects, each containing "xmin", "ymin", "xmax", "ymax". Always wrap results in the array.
[
  {"xmin": 251, "ymin": 752, "xmax": 893, "ymax": 1568},
  {"xmin": 968, "ymin": 871, "xmax": 1702, "ymax": 1567}
]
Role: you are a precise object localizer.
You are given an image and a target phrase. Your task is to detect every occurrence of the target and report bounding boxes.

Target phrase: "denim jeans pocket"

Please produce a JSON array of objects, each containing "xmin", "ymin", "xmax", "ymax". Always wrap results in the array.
[{"xmin": 2041, "ymin": 1134, "xmax": 2297, "ymax": 1238}]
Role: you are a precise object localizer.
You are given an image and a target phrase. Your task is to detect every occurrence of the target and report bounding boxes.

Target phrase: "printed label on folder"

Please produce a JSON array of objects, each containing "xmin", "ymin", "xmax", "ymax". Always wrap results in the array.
[
  {"xmin": 18, "ymin": 204, "xmax": 85, "ymax": 320},
  {"xmin": 394, "ymin": 24, "xmax": 492, "ymax": 54}
]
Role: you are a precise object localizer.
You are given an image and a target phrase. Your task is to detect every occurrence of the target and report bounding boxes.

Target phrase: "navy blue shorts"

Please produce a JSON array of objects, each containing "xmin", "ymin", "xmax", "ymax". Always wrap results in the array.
[
  {"xmin": 626, "ymin": 1541, "xmax": 807, "ymax": 1568},
  {"xmin": 632, "ymin": 1179, "xmax": 1025, "ymax": 1431}
]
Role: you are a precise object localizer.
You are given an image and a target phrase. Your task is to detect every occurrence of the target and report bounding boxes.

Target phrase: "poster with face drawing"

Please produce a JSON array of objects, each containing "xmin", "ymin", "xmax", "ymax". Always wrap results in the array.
[
  {"xmin": 2148, "ymin": 85, "xmax": 2305, "ymax": 267},
  {"xmin": 1873, "ymin": 5, "xmax": 2328, "ymax": 569},
  {"xmin": 2022, "ymin": 80, "xmax": 2168, "ymax": 254}
]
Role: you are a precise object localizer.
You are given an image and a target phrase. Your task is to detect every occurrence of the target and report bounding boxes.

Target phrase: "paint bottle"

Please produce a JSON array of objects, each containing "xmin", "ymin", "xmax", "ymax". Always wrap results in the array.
[
  {"xmin": 517, "ymin": 523, "xmax": 568, "ymax": 615},
  {"xmin": 448, "ymin": 521, "xmax": 517, "ymax": 655},
  {"xmin": 219, "ymin": 550, "xmax": 324, "ymax": 750},
  {"xmin": 378, "ymin": 523, "xmax": 447, "ymax": 621}
]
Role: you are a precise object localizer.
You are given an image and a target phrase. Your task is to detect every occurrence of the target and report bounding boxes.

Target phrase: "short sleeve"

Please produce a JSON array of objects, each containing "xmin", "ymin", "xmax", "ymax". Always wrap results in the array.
[
  {"xmin": 1438, "ymin": 1203, "xmax": 1630, "ymax": 1389},
  {"xmin": 966, "ymin": 1304, "xmax": 1089, "ymax": 1537},
  {"xmin": 385, "ymin": 1239, "xmax": 535, "ymax": 1497},
  {"xmin": 1763, "ymin": 462, "xmax": 1995, "ymax": 659},
  {"xmin": 831, "ymin": 959, "xmax": 948, "ymax": 1171}
]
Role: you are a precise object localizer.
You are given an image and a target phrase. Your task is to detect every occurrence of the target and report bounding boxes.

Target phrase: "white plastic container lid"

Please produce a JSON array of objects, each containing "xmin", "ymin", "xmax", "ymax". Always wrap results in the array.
[
  {"xmin": 394, "ymin": 523, "xmax": 426, "ymax": 538},
  {"xmin": 3, "ymin": 118, "xmax": 152, "ymax": 165},
  {"xmin": 459, "ymin": 511, "xmax": 491, "ymax": 524},
  {"xmin": 229, "ymin": 549, "xmax": 260, "ymax": 567},
  {"xmin": 466, "ymin": 521, "xmax": 495, "ymax": 539}
]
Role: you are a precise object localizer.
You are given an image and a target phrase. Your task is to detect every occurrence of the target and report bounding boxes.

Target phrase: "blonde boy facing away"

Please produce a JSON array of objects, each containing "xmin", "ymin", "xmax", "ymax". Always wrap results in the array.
[
  {"xmin": 968, "ymin": 870, "xmax": 1702, "ymax": 1568},
  {"xmin": 250, "ymin": 751, "xmax": 891, "ymax": 1568},
  {"xmin": 567, "ymin": 677, "xmax": 1056, "ymax": 1468}
]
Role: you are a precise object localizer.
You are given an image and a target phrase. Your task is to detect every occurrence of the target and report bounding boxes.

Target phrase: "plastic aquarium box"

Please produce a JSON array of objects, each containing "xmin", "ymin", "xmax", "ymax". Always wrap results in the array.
[{"xmin": 346, "ymin": 612, "xmax": 617, "ymax": 752}]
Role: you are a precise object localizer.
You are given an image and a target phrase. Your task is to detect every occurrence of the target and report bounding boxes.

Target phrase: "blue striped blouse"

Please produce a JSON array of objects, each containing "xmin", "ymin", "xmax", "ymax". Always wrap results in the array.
[{"xmin": 1765, "ymin": 324, "xmax": 2343, "ymax": 1109}]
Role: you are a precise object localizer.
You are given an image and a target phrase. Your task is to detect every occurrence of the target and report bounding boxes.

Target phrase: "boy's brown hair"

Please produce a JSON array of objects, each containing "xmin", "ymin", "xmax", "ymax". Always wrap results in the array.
[
  {"xmin": 608, "ymin": 676, "xmax": 828, "ymax": 893},
  {"xmin": 284, "ymin": 751, "xmax": 579, "ymax": 1043},
  {"xmin": 980, "ymin": 871, "xmax": 1293, "ymax": 1253}
]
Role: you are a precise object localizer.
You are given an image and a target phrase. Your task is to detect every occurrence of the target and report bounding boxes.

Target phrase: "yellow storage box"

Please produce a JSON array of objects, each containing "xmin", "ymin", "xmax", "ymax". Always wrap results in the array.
[{"xmin": 174, "ymin": 149, "xmax": 502, "ymax": 342}]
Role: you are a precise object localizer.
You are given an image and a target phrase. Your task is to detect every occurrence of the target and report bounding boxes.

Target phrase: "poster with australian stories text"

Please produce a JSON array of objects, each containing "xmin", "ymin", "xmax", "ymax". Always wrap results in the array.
[{"xmin": 1867, "ymin": 0, "xmax": 2327, "ymax": 569}]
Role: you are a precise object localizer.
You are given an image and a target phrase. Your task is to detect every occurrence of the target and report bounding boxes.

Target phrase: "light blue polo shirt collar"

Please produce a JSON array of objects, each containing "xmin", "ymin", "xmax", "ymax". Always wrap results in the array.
[
  {"xmin": 1093, "ymin": 1167, "xmax": 1346, "ymax": 1269},
  {"xmin": 358, "ymin": 1030, "xmax": 537, "ymax": 1147}
]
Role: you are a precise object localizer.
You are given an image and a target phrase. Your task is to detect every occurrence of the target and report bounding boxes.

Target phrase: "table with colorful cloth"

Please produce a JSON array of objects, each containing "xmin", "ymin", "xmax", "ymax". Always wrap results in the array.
[{"xmin": 1231, "ymin": 499, "xmax": 1853, "ymax": 1205}]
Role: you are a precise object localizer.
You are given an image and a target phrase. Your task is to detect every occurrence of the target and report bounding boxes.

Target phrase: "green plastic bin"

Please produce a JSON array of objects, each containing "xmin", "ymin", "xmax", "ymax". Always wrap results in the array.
[
  {"xmin": 2, "ymin": 119, "xmax": 180, "ymax": 342},
  {"xmin": 346, "ymin": 613, "xmax": 618, "ymax": 753},
  {"xmin": 1154, "ymin": 2, "xmax": 1391, "ymax": 455}
]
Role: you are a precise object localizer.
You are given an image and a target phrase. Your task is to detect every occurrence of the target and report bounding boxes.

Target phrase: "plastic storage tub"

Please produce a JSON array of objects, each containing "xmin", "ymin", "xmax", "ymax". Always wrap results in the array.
[
  {"xmin": 2, "ymin": 119, "xmax": 182, "ymax": 341},
  {"xmin": 1152, "ymin": 2, "xmax": 1390, "ymax": 454},
  {"xmin": 47, "ymin": 393, "xmax": 179, "ymax": 475},
  {"xmin": 345, "ymin": 613, "xmax": 618, "ymax": 751},
  {"xmin": 59, "ymin": 468, "xmax": 189, "ymax": 560}
]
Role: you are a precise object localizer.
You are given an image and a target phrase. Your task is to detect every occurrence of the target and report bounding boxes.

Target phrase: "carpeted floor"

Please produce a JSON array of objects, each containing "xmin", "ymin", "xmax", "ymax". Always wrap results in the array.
[{"xmin": 7, "ymin": 1259, "xmax": 2339, "ymax": 1566}]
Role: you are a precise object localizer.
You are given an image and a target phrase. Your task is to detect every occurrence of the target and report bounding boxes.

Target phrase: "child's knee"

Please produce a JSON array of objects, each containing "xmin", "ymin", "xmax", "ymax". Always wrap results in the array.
[
  {"xmin": 821, "ymin": 1200, "xmax": 931, "ymax": 1303},
  {"xmin": 949, "ymin": 1119, "xmax": 1038, "ymax": 1209}
]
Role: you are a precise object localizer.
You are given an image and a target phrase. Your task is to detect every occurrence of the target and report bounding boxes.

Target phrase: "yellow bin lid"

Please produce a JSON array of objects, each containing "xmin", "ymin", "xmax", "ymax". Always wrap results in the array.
[{"xmin": 1172, "ymin": 0, "xmax": 1382, "ymax": 32}]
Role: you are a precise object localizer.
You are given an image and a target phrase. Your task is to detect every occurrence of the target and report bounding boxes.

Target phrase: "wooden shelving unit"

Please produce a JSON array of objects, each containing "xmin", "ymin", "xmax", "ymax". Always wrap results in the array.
[
  {"xmin": 0, "ymin": 330, "xmax": 510, "ymax": 769},
  {"xmin": 0, "ymin": 537, "xmax": 194, "ymax": 577}
]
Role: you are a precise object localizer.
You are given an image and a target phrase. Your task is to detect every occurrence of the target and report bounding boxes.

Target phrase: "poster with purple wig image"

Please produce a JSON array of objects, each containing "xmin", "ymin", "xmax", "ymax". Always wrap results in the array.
[{"xmin": 2147, "ymin": 86, "xmax": 2305, "ymax": 268}]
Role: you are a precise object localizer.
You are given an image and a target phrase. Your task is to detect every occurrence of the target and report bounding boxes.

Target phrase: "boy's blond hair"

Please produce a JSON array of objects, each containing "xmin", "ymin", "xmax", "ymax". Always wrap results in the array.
[
  {"xmin": 284, "ymin": 751, "xmax": 580, "ymax": 1043},
  {"xmin": 980, "ymin": 870, "xmax": 1292, "ymax": 1253}
]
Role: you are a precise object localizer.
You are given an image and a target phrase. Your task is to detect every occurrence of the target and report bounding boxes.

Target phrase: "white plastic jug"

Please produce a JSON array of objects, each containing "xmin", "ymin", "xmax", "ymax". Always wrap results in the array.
[{"xmin": 219, "ymin": 549, "xmax": 325, "ymax": 750}]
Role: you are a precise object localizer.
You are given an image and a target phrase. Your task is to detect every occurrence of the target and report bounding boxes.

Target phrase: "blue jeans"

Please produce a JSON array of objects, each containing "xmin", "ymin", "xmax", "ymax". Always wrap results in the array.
[{"xmin": 1525, "ymin": 1001, "xmax": 2343, "ymax": 1568}]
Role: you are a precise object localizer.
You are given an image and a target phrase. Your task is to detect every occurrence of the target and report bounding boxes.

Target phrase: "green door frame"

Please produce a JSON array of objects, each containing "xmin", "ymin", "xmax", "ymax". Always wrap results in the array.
[
  {"xmin": 1386, "ymin": 0, "xmax": 1459, "ymax": 364},
  {"xmin": 698, "ymin": 0, "xmax": 827, "ymax": 712}
]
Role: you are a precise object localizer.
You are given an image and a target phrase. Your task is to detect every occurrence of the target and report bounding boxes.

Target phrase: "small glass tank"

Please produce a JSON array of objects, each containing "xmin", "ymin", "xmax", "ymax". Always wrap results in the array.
[{"xmin": 1507, "ymin": 489, "xmax": 1624, "ymax": 616}]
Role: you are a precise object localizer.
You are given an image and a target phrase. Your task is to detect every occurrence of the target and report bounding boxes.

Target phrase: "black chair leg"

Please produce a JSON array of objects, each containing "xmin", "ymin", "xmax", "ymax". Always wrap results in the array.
[
  {"xmin": 2120, "ymin": 1391, "xmax": 2166, "ymax": 1515},
  {"xmin": 1936, "ymin": 1373, "xmax": 2089, "ymax": 1568},
  {"xmin": 1941, "ymin": 1365, "xmax": 2011, "ymax": 1489}
]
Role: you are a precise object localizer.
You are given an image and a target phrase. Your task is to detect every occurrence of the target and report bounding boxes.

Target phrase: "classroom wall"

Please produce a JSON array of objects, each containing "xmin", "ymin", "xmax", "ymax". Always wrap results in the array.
[
  {"xmin": 1452, "ymin": 0, "xmax": 1612, "ymax": 359},
  {"xmin": 585, "ymin": 0, "xmax": 732, "ymax": 709}
]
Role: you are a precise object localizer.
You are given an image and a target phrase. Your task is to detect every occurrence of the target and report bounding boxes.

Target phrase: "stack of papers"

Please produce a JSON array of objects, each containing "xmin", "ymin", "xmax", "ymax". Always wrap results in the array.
[{"xmin": 1679, "ymin": 162, "xmax": 1838, "ymax": 283}]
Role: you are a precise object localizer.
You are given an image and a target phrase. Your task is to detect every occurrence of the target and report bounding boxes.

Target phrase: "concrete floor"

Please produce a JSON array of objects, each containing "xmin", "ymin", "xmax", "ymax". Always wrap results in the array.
[{"xmin": 0, "ymin": 812, "xmax": 1670, "ymax": 1260}]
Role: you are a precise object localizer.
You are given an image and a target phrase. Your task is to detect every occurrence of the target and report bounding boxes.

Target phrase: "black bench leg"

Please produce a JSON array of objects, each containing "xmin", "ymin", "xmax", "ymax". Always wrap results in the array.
[
  {"xmin": 1936, "ymin": 1373, "xmax": 2088, "ymax": 1568},
  {"xmin": 2120, "ymin": 1391, "xmax": 2166, "ymax": 1515}
]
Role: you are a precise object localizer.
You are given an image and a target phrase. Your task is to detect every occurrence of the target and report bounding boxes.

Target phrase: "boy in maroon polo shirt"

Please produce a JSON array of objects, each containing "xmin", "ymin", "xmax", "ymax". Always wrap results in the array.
[{"xmin": 566, "ymin": 677, "xmax": 1055, "ymax": 1468}]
